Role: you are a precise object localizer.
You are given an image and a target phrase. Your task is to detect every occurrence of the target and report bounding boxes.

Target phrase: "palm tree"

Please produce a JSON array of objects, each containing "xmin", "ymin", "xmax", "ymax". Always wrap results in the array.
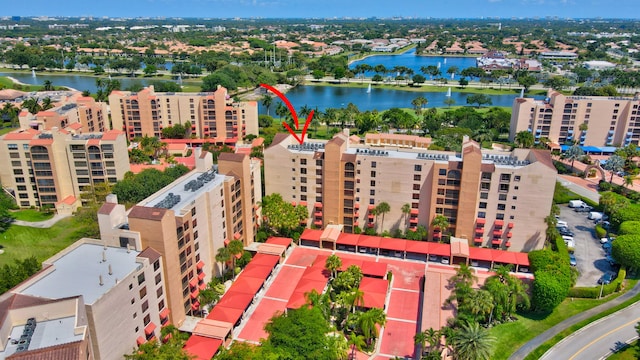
[
  {"xmin": 603, "ymin": 154, "xmax": 624, "ymax": 183},
  {"xmin": 514, "ymin": 131, "xmax": 534, "ymax": 148},
  {"xmin": 431, "ymin": 215, "xmax": 449, "ymax": 241},
  {"xmin": 444, "ymin": 97, "xmax": 456, "ymax": 108},
  {"xmin": 351, "ymin": 288, "xmax": 365, "ymax": 313},
  {"xmin": 41, "ymin": 97, "xmax": 54, "ymax": 111},
  {"xmin": 347, "ymin": 332, "xmax": 366, "ymax": 359},
  {"xmin": 623, "ymin": 174, "xmax": 636, "ymax": 188},
  {"xmin": 261, "ymin": 94, "xmax": 273, "ymax": 116},
  {"xmin": 375, "ymin": 202, "xmax": 391, "ymax": 232},
  {"xmin": 21, "ymin": 97, "xmax": 42, "ymax": 115},
  {"xmin": 401, "ymin": 203, "xmax": 411, "ymax": 227},
  {"xmin": 473, "ymin": 126, "xmax": 494, "ymax": 144},
  {"xmin": 356, "ymin": 307, "xmax": 386, "ymax": 346},
  {"xmin": 227, "ymin": 239, "xmax": 244, "ymax": 279},
  {"xmin": 325, "ymin": 254, "xmax": 342, "ymax": 279},
  {"xmin": 563, "ymin": 145, "xmax": 584, "ymax": 171},
  {"xmin": 42, "ymin": 80, "xmax": 54, "ymax": 91},
  {"xmin": 411, "ymin": 96, "xmax": 428, "ymax": 116},
  {"xmin": 466, "ymin": 289, "xmax": 494, "ymax": 323},
  {"xmin": 215, "ymin": 246, "xmax": 231, "ymax": 276},
  {"xmin": 452, "ymin": 322, "xmax": 495, "ymax": 360}
]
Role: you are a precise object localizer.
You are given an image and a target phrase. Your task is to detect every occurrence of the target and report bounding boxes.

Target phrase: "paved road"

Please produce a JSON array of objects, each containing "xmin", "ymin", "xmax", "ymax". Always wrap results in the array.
[
  {"xmin": 557, "ymin": 175, "xmax": 601, "ymax": 203},
  {"xmin": 508, "ymin": 281, "xmax": 640, "ymax": 360},
  {"xmin": 11, "ymin": 213, "xmax": 71, "ymax": 228},
  {"xmin": 540, "ymin": 301, "xmax": 640, "ymax": 360}
]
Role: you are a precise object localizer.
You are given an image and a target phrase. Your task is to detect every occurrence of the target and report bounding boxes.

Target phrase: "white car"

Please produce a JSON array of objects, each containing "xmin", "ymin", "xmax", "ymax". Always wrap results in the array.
[
  {"xmin": 600, "ymin": 237, "xmax": 609, "ymax": 244},
  {"xmin": 564, "ymin": 239, "xmax": 575, "ymax": 249},
  {"xmin": 588, "ymin": 212, "xmax": 604, "ymax": 221},
  {"xmin": 556, "ymin": 220, "xmax": 568, "ymax": 228},
  {"xmin": 441, "ymin": 256, "xmax": 450, "ymax": 265}
]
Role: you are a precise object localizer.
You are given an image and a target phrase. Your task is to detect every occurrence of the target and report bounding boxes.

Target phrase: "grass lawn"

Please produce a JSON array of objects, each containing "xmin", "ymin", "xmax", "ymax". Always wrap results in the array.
[
  {"xmin": 0, "ymin": 76, "xmax": 47, "ymax": 92},
  {"xmin": 607, "ymin": 341, "xmax": 637, "ymax": 359},
  {"xmin": 490, "ymin": 289, "xmax": 630, "ymax": 360},
  {"xmin": 0, "ymin": 217, "xmax": 88, "ymax": 267},
  {"xmin": 10, "ymin": 209, "xmax": 54, "ymax": 222},
  {"xmin": 0, "ymin": 126, "xmax": 17, "ymax": 135}
]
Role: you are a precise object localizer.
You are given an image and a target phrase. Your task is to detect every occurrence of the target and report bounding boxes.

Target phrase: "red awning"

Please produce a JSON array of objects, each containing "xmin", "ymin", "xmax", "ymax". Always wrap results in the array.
[
  {"xmin": 492, "ymin": 239, "xmax": 502, "ymax": 245},
  {"xmin": 405, "ymin": 240, "xmax": 430, "ymax": 255},
  {"xmin": 314, "ymin": 202, "xmax": 323, "ymax": 208},
  {"xmin": 469, "ymin": 247, "xmax": 494, "ymax": 262},
  {"xmin": 199, "ymin": 283, "xmax": 206, "ymax": 290},
  {"xmin": 410, "ymin": 218, "xmax": 418, "ymax": 223},
  {"xmin": 184, "ymin": 336, "xmax": 222, "ymax": 360},
  {"xmin": 191, "ymin": 302, "xmax": 200, "ymax": 311},
  {"xmin": 189, "ymin": 278, "xmax": 198, "ymax": 288},
  {"xmin": 234, "ymin": 232, "xmax": 241, "ymax": 240},
  {"xmin": 505, "ymin": 241, "xmax": 512, "ymax": 247},
  {"xmin": 208, "ymin": 306, "xmax": 244, "ymax": 325},
  {"xmin": 367, "ymin": 213, "xmax": 374, "ymax": 219},
  {"xmin": 216, "ymin": 291, "xmax": 254, "ymax": 311},
  {"xmin": 224, "ymin": 239, "xmax": 230, "ymax": 246},
  {"xmin": 410, "ymin": 208, "xmax": 419, "ymax": 215},
  {"xmin": 474, "ymin": 237, "xmax": 483, "ymax": 243},
  {"xmin": 507, "ymin": 232, "xmax": 513, "ymax": 238},
  {"xmin": 508, "ymin": 222, "xmax": 514, "ymax": 228},
  {"xmin": 367, "ymin": 222, "xmax": 375, "ymax": 228},
  {"xmin": 159, "ymin": 308, "xmax": 170, "ymax": 319},
  {"xmin": 300, "ymin": 229, "xmax": 322, "ymax": 242},
  {"xmin": 514, "ymin": 252, "xmax": 530, "ymax": 266},
  {"xmin": 475, "ymin": 228, "xmax": 484, "ymax": 233},
  {"xmin": 378, "ymin": 238, "xmax": 407, "ymax": 252},
  {"xmin": 337, "ymin": 233, "xmax": 360, "ymax": 246},
  {"xmin": 136, "ymin": 336, "xmax": 145, "ymax": 346},
  {"xmin": 361, "ymin": 261, "xmax": 388, "ymax": 278},
  {"xmin": 291, "ymin": 201, "xmax": 296, "ymax": 206},
  {"xmin": 358, "ymin": 235, "xmax": 381, "ymax": 248},
  {"xmin": 429, "ymin": 243, "xmax": 450, "ymax": 257},
  {"xmin": 198, "ymin": 272, "xmax": 206, "ymax": 280},
  {"xmin": 144, "ymin": 322, "xmax": 156, "ymax": 336},
  {"xmin": 299, "ymin": 201, "xmax": 307, "ymax": 206},
  {"xmin": 476, "ymin": 218, "xmax": 486, "ymax": 225},
  {"xmin": 190, "ymin": 288, "xmax": 200, "ymax": 299},
  {"xmin": 433, "ymin": 232, "xmax": 442, "ymax": 238},
  {"xmin": 495, "ymin": 220, "xmax": 504, "ymax": 227},
  {"xmin": 315, "ymin": 212, "xmax": 323, "ymax": 217},
  {"xmin": 368, "ymin": 204, "xmax": 375, "ymax": 210},
  {"xmin": 196, "ymin": 261, "xmax": 205, "ymax": 270},
  {"xmin": 314, "ymin": 220, "xmax": 323, "ymax": 226},
  {"xmin": 354, "ymin": 203, "xmax": 360, "ymax": 209},
  {"xmin": 493, "ymin": 230, "xmax": 503, "ymax": 236}
]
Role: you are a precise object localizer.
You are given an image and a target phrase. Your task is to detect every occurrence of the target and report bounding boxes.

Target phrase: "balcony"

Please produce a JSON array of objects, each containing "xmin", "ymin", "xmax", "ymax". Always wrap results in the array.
[
  {"xmin": 314, "ymin": 220, "xmax": 322, "ymax": 227},
  {"xmin": 410, "ymin": 218, "xmax": 418, "ymax": 224},
  {"xmin": 492, "ymin": 239, "xmax": 502, "ymax": 245},
  {"xmin": 474, "ymin": 237, "xmax": 483, "ymax": 244},
  {"xmin": 367, "ymin": 222, "xmax": 375, "ymax": 228}
]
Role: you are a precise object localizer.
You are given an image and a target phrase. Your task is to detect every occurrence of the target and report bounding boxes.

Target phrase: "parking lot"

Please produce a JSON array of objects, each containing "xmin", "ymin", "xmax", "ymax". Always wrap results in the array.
[{"xmin": 559, "ymin": 205, "xmax": 615, "ymax": 287}]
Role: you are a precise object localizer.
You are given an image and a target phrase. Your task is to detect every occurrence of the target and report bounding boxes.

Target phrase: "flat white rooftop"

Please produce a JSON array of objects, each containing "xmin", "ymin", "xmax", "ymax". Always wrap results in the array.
[
  {"xmin": 138, "ymin": 167, "xmax": 224, "ymax": 212},
  {"xmin": 21, "ymin": 244, "xmax": 140, "ymax": 304},
  {"xmin": 1, "ymin": 317, "xmax": 83, "ymax": 360}
]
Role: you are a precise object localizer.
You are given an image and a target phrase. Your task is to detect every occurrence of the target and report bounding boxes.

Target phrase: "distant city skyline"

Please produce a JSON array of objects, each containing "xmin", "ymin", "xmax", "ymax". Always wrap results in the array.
[{"xmin": 6, "ymin": 0, "xmax": 638, "ymax": 20}]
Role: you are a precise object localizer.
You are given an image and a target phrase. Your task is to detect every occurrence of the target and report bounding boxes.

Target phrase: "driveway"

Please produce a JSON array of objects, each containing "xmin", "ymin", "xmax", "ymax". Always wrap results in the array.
[
  {"xmin": 559, "ymin": 205, "xmax": 613, "ymax": 287},
  {"xmin": 11, "ymin": 213, "xmax": 71, "ymax": 228}
]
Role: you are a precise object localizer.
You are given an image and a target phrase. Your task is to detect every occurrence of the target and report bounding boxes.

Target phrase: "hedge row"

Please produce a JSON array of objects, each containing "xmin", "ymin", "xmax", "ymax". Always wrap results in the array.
[{"xmin": 568, "ymin": 269, "xmax": 626, "ymax": 298}]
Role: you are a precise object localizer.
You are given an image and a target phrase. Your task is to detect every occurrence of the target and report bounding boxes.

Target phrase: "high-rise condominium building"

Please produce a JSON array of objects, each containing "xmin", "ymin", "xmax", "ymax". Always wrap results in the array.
[
  {"xmin": 108, "ymin": 86, "xmax": 258, "ymax": 142},
  {"xmin": 19, "ymin": 94, "xmax": 110, "ymax": 133},
  {"xmin": 7, "ymin": 239, "xmax": 167, "ymax": 360},
  {"xmin": 264, "ymin": 132, "xmax": 556, "ymax": 252},
  {"xmin": 510, "ymin": 90, "xmax": 640, "ymax": 147},
  {"xmin": 98, "ymin": 150, "xmax": 262, "ymax": 327},
  {"xmin": 0, "ymin": 128, "xmax": 129, "ymax": 211}
]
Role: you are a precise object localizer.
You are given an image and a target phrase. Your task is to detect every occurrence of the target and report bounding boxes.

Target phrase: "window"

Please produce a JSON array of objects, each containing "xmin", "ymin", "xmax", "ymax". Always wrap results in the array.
[
  {"xmin": 413, "ymin": 184, "xmax": 420, "ymax": 191},
  {"xmin": 479, "ymin": 202, "xmax": 487, "ymax": 209},
  {"xmin": 370, "ymin": 190, "xmax": 375, "ymax": 196},
  {"xmin": 139, "ymin": 287, "xmax": 147, "ymax": 299},
  {"xmin": 158, "ymin": 300, "xmax": 165, "ymax": 311},
  {"xmin": 143, "ymin": 315, "xmax": 151, "ymax": 326},
  {"xmin": 500, "ymin": 174, "xmax": 511, "ymax": 182},
  {"xmin": 439, "ymin": 169, "xmax": 447, "ymax": 176},
  {"xmin": 155, "ymin": 273, "xmax": 162, "ymax": 285},
  {"xmin": 414, "ymin": 165, "xmax": 422, "ymax": 171},
  {"xmin": 514, "ymin": 175, "xmax": 521, "ymax": 182},
  {"xmin": 300, "ymin": 159, "xmax": 307, "ymax": 165},
  {"xmin": 412, "ymin": 193, "xmax": 420, "ymax": 199},
  {"xmin": 371, "ymin": 171, "xmax": 376, "ymax": 178},
  {"xmin": 477, "ymin": 211, "xmax": 486, "ymax": 218},
  {"xmin": 370, "ymin": 180, "xmax": 376, "ymax": 187},
  {"xmin": 496, "ymin": 213, "xmax": 505, "ymax": 220},
  {"xmin": 497, "ymin": 204, "xmax": 506, "ymax": 211},
  {"xmin": 499, "ymin": 183, "xmax": 509, "ymax": 192},
  {"xmin": 142, "ymin": 300, "xmax": 149, "ymax": 312},
  {"xmin": 480, "ymin": 183, "xmax": 490, "ymax": 191},
  {"xmin": 369, "ymin": 198, "xmax": 375, "ymax": 205},
  {"xmin": 481, "ymin": 172, "xmax": 492, "ymax": 181},
  {"xmin": 157, "ymin": 287, "xmax": 163, "ymax": 297},
  {"xmin": 129, "ymin": 284, "xmax": 133, "ymax": 290},
  {"xmin": 480, "ymin": 192, "xmax": 488, "ymax": 199},
  {"xmin": 137, "ymin": 273, "xmax": 145, "ymax": 285},
  {"xmin": 499, "ymin": 194, "xmax": 507, "ymax": 201},
  {"xmin": 371, "ymin": 161, "xmax": 376, "ymax": 168},
  {"xmin": 301, "ymin": 186, "xmax": 307, "ymax": 192},
  {"xmin": 414, "ymin": 174, "xmax": 421, "ymax": 181}
]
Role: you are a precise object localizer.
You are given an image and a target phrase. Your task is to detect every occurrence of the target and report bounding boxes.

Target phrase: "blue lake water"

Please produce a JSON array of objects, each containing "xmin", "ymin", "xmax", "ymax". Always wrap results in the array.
[
  {"xmin": 0, "ymin": 72, "xmax": 174, "ymax": 92},
  {"xmin": 267, "ymin": 85, "xmax": 524, "ymax": 114},
  {"xmin": 349, "ymin": 49, "xmax": 477, "ymax": 80}
]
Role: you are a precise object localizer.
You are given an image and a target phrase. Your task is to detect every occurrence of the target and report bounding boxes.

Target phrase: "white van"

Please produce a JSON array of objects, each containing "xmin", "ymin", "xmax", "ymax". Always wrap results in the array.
[
  {"xmin": 569, "ymin": 200, "xmax": 587, "ymax": 208},
  {"xmin": 588, "ymin": 212, "xmax": 604, "ymax": 221},
  {"xmin": 562, "ymin": 235, "xmax": 574, "ymax": 242},
  {"xmin": 556, "ymin": 220, "xmax": 568, "ymax": 228}
]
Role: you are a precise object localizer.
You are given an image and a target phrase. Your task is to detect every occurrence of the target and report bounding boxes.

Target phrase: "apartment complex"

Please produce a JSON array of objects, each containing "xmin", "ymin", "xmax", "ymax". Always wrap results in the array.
[
  {"xmin": 264, "ymin": 132, "xmax": 556, "ymax": 252},
  {"xmin": 108, "ymin": 86, "xmax": 259, "ymax": 142},
  {"xmin": 510, "ymin": 90, "xmax": 640, "ymax": 147},
  {"xmin": 98, "ymin": 150, "xmax": 262, "ymax": 328},
  {"xmin": 6, "ymin": 239, "xmax": 167, "ymax": 360},
  {"xmin": 19, "ymin": 94, "xmax": 110, "ymax": 133},
  {"xmin": 0, "ymin": 128, "xmax": 129, "ymax": 211}
]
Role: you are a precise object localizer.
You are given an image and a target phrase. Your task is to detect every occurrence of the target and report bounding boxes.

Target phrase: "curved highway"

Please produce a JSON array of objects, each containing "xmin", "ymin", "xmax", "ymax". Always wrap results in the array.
[{"xmin": 539, "ymin": 301, "xmax": 640, "ymax": 360}]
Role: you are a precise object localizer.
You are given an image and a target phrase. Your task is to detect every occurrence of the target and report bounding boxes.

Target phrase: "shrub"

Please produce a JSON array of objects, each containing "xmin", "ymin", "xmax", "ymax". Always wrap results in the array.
[
  {"xmin": 598, "ymin": 181, "xmax": 612, "ymax": 192},
  {"xmin": 532, "ymin": 270, "xmax": 569, "ymax": 312},
  {"xmin": 595, "ymin": 225, "xmax": 607, "ymax": 239},
  {"xmin": 611, "ymin": 235, "xmax": 640, "ymax": 269},
  {"xmin": 568, "ymin": 268, "xmax": 626, "ymax": 298},
  {"xmin": 612, "ymin": 205, "xmax": 640, "ymax": 227},
  {"xmin": 619, "ymin": 221, "xmax": 640, "ymax": 235}
]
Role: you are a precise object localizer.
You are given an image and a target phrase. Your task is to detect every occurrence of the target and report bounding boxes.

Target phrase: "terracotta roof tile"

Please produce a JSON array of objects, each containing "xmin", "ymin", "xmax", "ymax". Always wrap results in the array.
[
  {"xmin": 6, "ymin": 340, "xmax": 85, "ymax": 360},
  {"xmin": 128, "ymin": 206, "xmax": 168, "ymax": 220},
  {"xmin": 138, "ymin": 247, "xmax": 162, "ymax": 263}
]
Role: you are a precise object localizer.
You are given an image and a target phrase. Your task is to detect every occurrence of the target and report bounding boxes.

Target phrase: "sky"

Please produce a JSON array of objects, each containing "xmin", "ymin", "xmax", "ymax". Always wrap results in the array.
[{"xmin": 8, "ymin": 0, "xmax": 639, "ymax": 19}]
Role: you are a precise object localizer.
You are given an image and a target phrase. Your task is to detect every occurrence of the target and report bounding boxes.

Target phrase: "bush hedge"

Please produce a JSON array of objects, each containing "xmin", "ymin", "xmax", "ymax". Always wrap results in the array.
[
  {"xmin": 619, "ymin": 221, "xmax": 640, "ymax": 235},
  {"xmin": 595, "ymin": 225, "xmax": 607, "ymax": 239},
  {"xmin": 568, "ymin": 268, "xmax": 626, "ymax": 298}
]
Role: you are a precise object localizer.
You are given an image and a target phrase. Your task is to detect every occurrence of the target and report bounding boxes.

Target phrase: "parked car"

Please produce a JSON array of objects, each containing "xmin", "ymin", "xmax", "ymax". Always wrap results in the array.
[
  {"xmin": 588, "ymin": 212, "xmax": 604, "ymax": 221},
  {"xmin": 569, "ymin": 200, "xmax": 588, "ymax": 208},
  {"xmin": 428, "ymin": 254, "xmax": 438, "ymax": 262},
  {"xmin": 564, "ymin": 239, "xmax": 575, "ymax": 249},
  {"xmin": 569, "ymin": 254, "xmax": 577, "ymax": 266},
  {"xmin": 441, "ymin": 256, "xmax": 450, "ymax": 265},
  {"xmin": 559, "ymin": 228, "xmax": 575, "ymax": 237},
  {"xmin": 606, "ymin": 255, "xmax": 617, "ymax": 266},
  {"xmin": 598, "ymin": 272, "xmax": 616, "ymax": 285},
  {"xmin": 556, "ymin": 220, "xmax": 568, "ymax": 228},
  {"xmin": 574, "ymin": 206, "xmax": 593, "ymax": 213},
  {"xmin": 602, "ymin": 242, "xmax": 612, "ymax": 253}
]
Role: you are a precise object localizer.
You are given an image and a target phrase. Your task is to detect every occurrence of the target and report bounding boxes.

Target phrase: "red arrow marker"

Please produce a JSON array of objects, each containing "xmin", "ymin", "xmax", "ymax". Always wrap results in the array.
[{"xmin": 260, "ymin": 83, "xmax": 314, "ymax": 145}]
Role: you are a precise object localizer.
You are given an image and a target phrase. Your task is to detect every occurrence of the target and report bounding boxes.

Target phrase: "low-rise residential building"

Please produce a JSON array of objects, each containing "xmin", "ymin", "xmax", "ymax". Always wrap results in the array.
[
  {"xmin": 98, "ymin": 149, "xmax": 262, "ymax": 328},
  {"xmin": 6, "ymin": 239, "xmax": 167, "ymax": 360},
  {"xmin": 0, "ymin": 128, "xmax": 129, "ymax": 212},
  {"xmin": 108, "ymin": 86, "xmax": 258, "ymax": 143},
  {"xmin": 19, "ymin": 94, "xmax": 109, "ymax": 133},
  {"xmin": 264, "ymin": 132, "xmax": 556, "ymax": 252},
  {"xmin": 510, "ymin": 90, "xmax": 640, "ymax": 147}
]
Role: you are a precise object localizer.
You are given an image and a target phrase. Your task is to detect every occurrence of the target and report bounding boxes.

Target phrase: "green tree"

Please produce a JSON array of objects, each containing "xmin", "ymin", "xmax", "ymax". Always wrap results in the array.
[
  {"xmin": 42, "ymin": 80, "xmax": 54, "ymax": 91},
  {"xmin": 124, "ymin": 325, "xmax": 191, "ymax": 360},
  {"xmin": 411, "ymin": 96, "xmax": 428, "ymax": 115},
  {"xmin": 348, "ymin": 332, "xmax": 366, "ymax": 359},
  {"xmin": 451, "ymin": 322, "xmax": 495, "ymax": 360},
  {"xmin": 260, "ymin": 193, "xmax": 308, "ymax": 234},
  {"xmin": 603, "ymin": 154, "xmax": 625, "ymax": 183},
  {"xmin": 375, "ymin": 202, "xmax": 391, "ymax": 231},
  {"xmin": 515, "ymin": 131, "xmax": 534, "ymax": 148},
  {"xmin": 325, "ymin": 254, "xmax": 342, "ymax": 279},
  {"xmin": 458, "ymin": 77, "xmax": 469, "ymax": 88},
  {"xmin": 357, "ymin": 307, "xmax": 386, "ymax": 345},
  {"xmin": 215, "ymin": 246, "xmax": 231, "ymax": 276},
  {"xmin": 227, "ymin": 239, "xmax": 244, "ymax": 278},
  {"xmin": 401, "ymin": 203, "xmax": 411, "ymax": 227},
  {"xmin": 431, "ymin": 215, "xmax": 449, "ymax": 241},
  {"xmin": 518, "ymin": 75, "xmax": 537, "ymax": 92},
  {"xmin": 466, "ymin": 94, "xmax": 493, "ymax": 108},
  {"xmin": 611, "ymin": 234, "xmax": 640, "ymax": 270},
  {"xmin": 261, "ymin": 95, "xmax": 273, "ymax": 116},
  {"xmin": 412, "ymin": 74, "xmax": 426, "ymax": 85},
  {"xmin": 531, "ymin": 270, "xmax": 568, "ymax": 312},
  {"xmin": 544, "ymin": 76, "xmax": 571, "ymax": 91},
  {"xmin": 563, "ymin": 145, "xmax": 584, "ymax": 170},
  {"xmin": 444, "ymin": 97, "xmax": 456, "ymax": 108},
  {"xmin": 198, "ymin": 280, "xmax": 225, "ymax": 310}
]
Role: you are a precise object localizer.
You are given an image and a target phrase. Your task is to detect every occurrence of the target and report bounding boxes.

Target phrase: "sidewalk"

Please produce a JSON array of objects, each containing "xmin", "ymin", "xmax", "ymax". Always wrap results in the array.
[
  {"xmin": 508, "ymin": 281, "xmax": 640, "ymax": 360},
  {"xmin": 11, "ymin": 213, "xmax": 71, "ymax": 228}
]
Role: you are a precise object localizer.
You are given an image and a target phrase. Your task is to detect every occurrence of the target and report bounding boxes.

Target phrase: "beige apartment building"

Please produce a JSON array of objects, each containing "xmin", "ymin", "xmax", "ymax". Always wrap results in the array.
[
  {"xmin": 97, "ymin": 150, "xmax": 262, "ymax": 328},
  {"xmin": 19, "ymin": 94, "xmax": 109, "ymax": 133},
  {"xmin": 264, "ymin": 132, "xmax": 556, "ymax": 252},
  {"xmin": 510, "ymin": 90, "xmax": 640, "ymax": 147},
  {"xmin": 108, "ymin": 86, "xmax": 259, "ymax": 142},
  {"xmin": 0, "ymin": 128, "xmax": 129, "ymax": 211},
  {"xmin": 7, "ymin": 239, "xmax": 167, "ymax": 360}
]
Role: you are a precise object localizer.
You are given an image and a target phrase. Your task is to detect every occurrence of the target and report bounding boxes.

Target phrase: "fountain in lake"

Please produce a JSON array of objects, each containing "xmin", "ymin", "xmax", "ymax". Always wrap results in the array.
[
  {"xmin": 31, "ymin": 69, "xmax": 36, "ymax": 78},
  {"xmin": 366, "ymin": 83, "xmax": 371, "ymax": 93}
]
